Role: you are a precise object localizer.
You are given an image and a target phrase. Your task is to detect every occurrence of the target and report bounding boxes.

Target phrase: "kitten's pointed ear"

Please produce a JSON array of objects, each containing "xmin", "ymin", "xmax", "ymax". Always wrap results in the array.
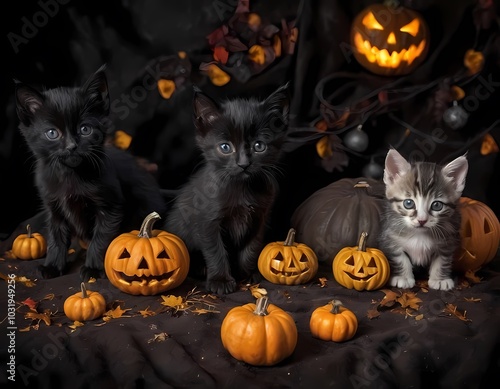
[
  {"xmin": 14, "ymin": 80, "xmax": 45, "ymax": 126},
  {"xmin": 383, "ymin": 148, "xmax": 411, "ymax": 185},
  {"xmin": 193, "ymin": 86, "xmax": 221, "ymax": 133},
  {"xmin": 442, "ymin": 154, "xmax": 468, "ymax": 195},
  {"xmin": 83, "ymin": 65, "xmax": 110, "ymax": 114},
  {"xmin": 264, "ymin": 82, "xmax": 290, "ymax": 127}
]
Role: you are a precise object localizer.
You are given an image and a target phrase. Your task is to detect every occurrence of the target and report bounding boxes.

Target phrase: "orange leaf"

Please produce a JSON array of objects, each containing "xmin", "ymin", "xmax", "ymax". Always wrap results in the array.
[
  {"xmin": 157, "ymin": 79, "xmax": 176, "ymax": 99},
  {"xmin": 138, "ymin": 306, "xmax": 156, "ymax": 318},
  {"xmin": 103, "ymin": 305, "xmax": 132, "ymax": 321},
  {"xmin": 367, "ymin": 308, "xmax": 381, "ymax": 319},
  {"xmin": 379, "ymin": 289, "xmax": 400, "ymax": 307},
  {"xmin": 316, "ymin": 136, "xmax": 333, "ymax": 159},
  {"xmin": 464, "ymin": 49, "xmax": 484, "ymax": 75},
  {"xmin": 213, "ymin": 46, "xmax": 229, "ymax": 64},
  {"xmin": 480, "ymin": 133, "xmax": 499, "ymax": 156},
  {"xmin": 25, "ymin": 311, "xmax": 51, "ymax": 326},
  {"xmin": 114, "ymin": 130, "xmax": 132, "ymax": 150},
  {"xmin": 205, "ymin": 64, "xmax": 230, "ymax": 86},
  {"xmin": 443, "ymin": 303, "xmax": 471, "ymax": 322},
  {"xmin": 248, "ymin": 45, "xmax": 266, "ymax": 65},
  {"xmin": 396, "ymin": 292, "xmax": 422, "ymax": 310}
]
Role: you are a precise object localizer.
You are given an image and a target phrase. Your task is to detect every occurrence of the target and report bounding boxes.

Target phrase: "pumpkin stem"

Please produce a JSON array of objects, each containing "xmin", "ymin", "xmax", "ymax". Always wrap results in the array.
[
  {"xmin": 329, "ymin": 299, "xmax": 343, "ymax": 314},
  {"xmin": 138, "ymin": 212, "xmax": 161, "ymax": 238},
  {"xmin": 254, "ymin": 296, "xmax": 270, "ymax": 316},
  {"xmin": 357, "ymin": 232, "xmax": 368, "ymax": 251},
  {"xmin": 80, "ymin": 282, "xmax": 88, "ymax": 299},
  {"xmin": 26, "ymin": 224, "xmax": 32, "ymax": 238},
  {"xmin": 284, "ymin": 228, "xmax": 296, "ymax": 246}
]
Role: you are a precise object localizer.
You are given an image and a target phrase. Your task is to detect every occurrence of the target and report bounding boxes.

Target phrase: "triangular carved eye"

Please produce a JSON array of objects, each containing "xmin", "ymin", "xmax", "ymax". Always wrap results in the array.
[
  {"xmin": 362, "ymin": 11, "xmax": 384, "ymax": 30},
  {"xmin": 157, "ymin": 249, "xmax": 170, "ymax": 259},
  {"xmin": 346, "ymin": 256, "xmax": 355, "ymax": 266},
  {"xmin": 400, "ymin": 18, "xmax": 420, "ymax": 36},
  {"xmin": 367, "ymin": 258, "xmax": 377, "ymax": 267},
  {"xmin": 118, "ymin": 249, "xmax": 130, "ymax": 259},
  {"xmin": 138, "ymin": 258, "xmax": 149, "ymax": 269},
  {"xmin": 299, "ymin": 254, "xmax": 308, "ymax": 262},
  {"xmin": 273, "ymin": 252, "xmax": 284, "ymax": 261}
]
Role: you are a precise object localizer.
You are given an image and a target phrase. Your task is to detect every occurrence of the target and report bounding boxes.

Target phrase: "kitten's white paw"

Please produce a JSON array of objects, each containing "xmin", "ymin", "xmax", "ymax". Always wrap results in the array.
[
  {"xmin": 428, "ymin": 278, "xmax": 454, "ymax": 290},
  {"xmin": 389, "ymin": 276, "xmax": 415, "ymax": 289}
]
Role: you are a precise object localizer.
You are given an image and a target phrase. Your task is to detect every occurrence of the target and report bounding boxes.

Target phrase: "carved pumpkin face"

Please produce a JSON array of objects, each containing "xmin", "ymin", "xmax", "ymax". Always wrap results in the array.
[
  {"xmin": 453, "ymin": 197, "xmax": 500, "ymax": 272},
  {"xmin": 104, "ymin": 212, "xmax": 190, "ymax": 295},
  {"xmin": 333, "ymin": 232, "xmax": 390, "ymax": 291},
  {"xmin": 258, "ymin": 229, "xmax": 319, "ymax": 285},
  {"xmin": 350, "ymin": 4, "xmax": 429, "ymax": 76}
]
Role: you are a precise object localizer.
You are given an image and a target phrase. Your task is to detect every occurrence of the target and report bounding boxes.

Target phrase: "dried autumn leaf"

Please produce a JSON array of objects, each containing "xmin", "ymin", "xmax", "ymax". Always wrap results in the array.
[
  {"xmin": 213, "ymin": 46, "xmax": 229, "ymax": 64},
  {"xmin": 481, "ymin": 133, "xmax": 500, "ymax": 156},
  {"xmin": 379, "ymin": 289, "xmax": 400, "ymax": 308},
  {"xmin": 68, "ymin": 321, "xmax": 84, "ymax": 333},
  {"xmin": 21, "ymin": 297, "xmax": 38, "ymax": 311},
  {"xmin": 138, "ymin": 307, "xmax": 157, "ymax": 318},
  {"xmin": 148, "ymin": 332, "xmax": 170, "ymax": 343},
  {"xmin": 205, "ymin": 64, "xmax": 230, "ymax": 86},
  {"xmin": 15, "ymin": 275, "xmax": 36, "ymax": 287},
  {"xmin": 157, "ymin": 79, "xmax": 176, "ymax": 99},
  {"xmin": 318, "ymin": 277, "xmax": 328, "ymax": 287},
  {"xmin": 396, "ymin": 292, "xmax": 422, "ymax": 310},
  {"xmin": 273, "ymin": 35, "xmax": 282, "ymax": 57},
  {"xmin": 25, "ymin": 311, "xmax": 51, "ymax": 326},
  {"xmin": 415, "ymin": 314, "xmax": 424, "ymax": 321},
  {"xmin": 316, "ymin": 136, "xmax": 333, "ymax": 159},
  {"xmin": 464, "ymin": 297, "xmax": 481, "ymax": 303},
  {"xmin": 443, "ymin": 303, "xmax": 471, "ymax": 322},
  {"xmin": 451, "ymin": 85, "xmax": 465, "ymax": 101},
  {"xmin": 465, "ymin": 269, "xmax": 482, "ymax": 284},
  {"xmin": 248, "ymin": 45, "xmax": 266, "ymax": 65},
  {"xmin": 103, "ymin": 305, "xmax": 132, "ymax": 321},
  {"xmin": 464, "ymin": 49, "xmax": 484, "ymax": 75},
  {"xmin": 191, "ymin": 307, "xmax": 221, "ymax": 315},
  {"xmin": 161, "ymin": 295, "xmax": 184, "ymax": 308},
  {"xmin": 42, "ymin": 293, "xmax": 55, "ymax": 301}
]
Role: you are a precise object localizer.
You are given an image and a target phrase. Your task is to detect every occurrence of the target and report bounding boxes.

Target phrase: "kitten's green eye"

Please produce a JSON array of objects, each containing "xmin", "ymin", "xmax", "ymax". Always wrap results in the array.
[
  {"xmin": 253, "ymin": 141, "xmax": 267, "ymax": 153},
  {"xmin": 219, "ymin": 143, "xmax": 232, "ymax": 154},
  {"xmin": 430, "ymin": 201, "xmax": 444, "ymax": 211},
  {"xmin": 80, "ymin": 125, "xmax": 93, "ymax": 136},
  {"xmin": 403, "ymin": 199, "xmax": 415, "ymax": 209},
  {"xmin": 45, "ymin": 128, "xmax": 60, "ymax": 140}
]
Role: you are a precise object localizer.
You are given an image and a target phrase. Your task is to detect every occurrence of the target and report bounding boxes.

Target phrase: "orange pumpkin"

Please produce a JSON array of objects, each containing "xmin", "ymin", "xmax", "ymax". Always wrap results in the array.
[
  {"xmin": 310, "ymin": 300, "xmax": 358, "ymax": 342},
  {"xmin": 11, "ymin": 224, "xmax": 47, "ymax": 260},
  {"xmin": 333, "ymin": 232, "xmax": 390, "ymax": 291},
  {"xmin": 220, "ymin": 296, "xmax": 298, "ymax": 366},
  {"xmin": 453, "ymin": 197, "xmax": 500, "ymax": 272},
  {"xmin": 63, "ymin": 282, "xmax": 106, "ymax": 322},
  {"xmin": 350, "ymin": 3, "xmax": 430, "ymax": 76},
  {"xmin": 104, "ymin": 212, "xmax": 190, "ymax": 296},
  {"xmin": 258, "ymin": 228, "xmax": 318, "ymax": 285}
]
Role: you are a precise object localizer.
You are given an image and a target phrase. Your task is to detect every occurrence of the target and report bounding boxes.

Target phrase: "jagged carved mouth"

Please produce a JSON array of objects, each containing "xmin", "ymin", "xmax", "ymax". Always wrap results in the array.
[
  {"xmin": 270, "ymin": 268, "xmax": 309, "ymax": 277},
  {"xmin": 114, "ymin": 270, "xmax": 175, "ymax": 286}
]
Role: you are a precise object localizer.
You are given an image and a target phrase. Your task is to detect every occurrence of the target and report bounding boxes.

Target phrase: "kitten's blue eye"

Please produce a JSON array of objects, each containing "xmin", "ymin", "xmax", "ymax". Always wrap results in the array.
[
  {"xmin": 253, "ymin": 141, "xmax": 267, "ymax": 153},
  {"xmin": 430, "ymin": 201, "xmax": 444, "ymax": 211},
  {"xmin": 45, "ymin": 128, "xmax": 60, "ymax": 140},
  {"xmin": 403, "ymin": 199, "xmax": 415, "ymax": 209},
  {"xmin": 80, "ymin": 125, "xmax": 93, "ymax": 136},
  {"xmin": 219, "ymin": 143, "xmax": 232, "ymax": 154}
]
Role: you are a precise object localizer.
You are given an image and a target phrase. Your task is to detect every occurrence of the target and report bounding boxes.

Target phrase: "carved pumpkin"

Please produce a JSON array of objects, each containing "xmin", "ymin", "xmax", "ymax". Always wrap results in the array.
[
  {"xmin": 220, "ymin": 296, "xmax": 298, "ymax": 366},
  {"xmin": 453, "ymin": 197, "xmax": 500, "ymax": 273},
  {"xmin": 291, "ymin": 178, "xmax": 386, "ymax": 263},
  {"xmin": 333, "ymin": 232, "xmax": 390, "ymax": 291},
  {"xmin": 258, "ymin": 228, "xmax": 318, "ymax": 285},
  {"xmin": 104, "ymin": 212, "xmax": 190, "ymax": 296},
  {"xmin": 11, "ymin": 224, "xmax": 47, "ymax": 260},
  {"xmin": 63, "ymin": 282, "xmax": 106, "ymax": 322},
  {"xmin": 350, "ymin": 3, "xmax": 430, "ymax": 76},
  {"xmin": 310, "ymin": 300, "xmax": 358, "ymax": 342}
]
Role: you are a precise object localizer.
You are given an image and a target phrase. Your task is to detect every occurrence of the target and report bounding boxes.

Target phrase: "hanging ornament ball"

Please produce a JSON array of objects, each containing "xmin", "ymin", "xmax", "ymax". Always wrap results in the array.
[
  {"xmin": 443, "ymin": 101, "xmax": 468, "ymax": 130},
  {"xmin": 362, "ymin": 160, "xmax": 384, "ymax": 180},
  {"xmin": 344, "ymin": 125, "xmax": 369, "ymax": 152}
]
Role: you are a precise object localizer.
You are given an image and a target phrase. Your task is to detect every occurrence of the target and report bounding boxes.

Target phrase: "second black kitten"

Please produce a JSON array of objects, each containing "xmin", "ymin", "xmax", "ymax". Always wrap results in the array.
[
  {"xmin": 165, "ymin": 84, "xmax": 290, "ymax": 294},
  {"xmin": 15, "ymin": 66, "xmax": 167, "ymax": 281}
]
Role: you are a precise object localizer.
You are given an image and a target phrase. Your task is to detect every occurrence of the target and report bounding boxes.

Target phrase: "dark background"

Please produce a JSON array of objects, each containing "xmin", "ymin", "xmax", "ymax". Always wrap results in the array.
[{"xmin": 1, "ymin": 0, "xmax": 499, "ymax": 242}]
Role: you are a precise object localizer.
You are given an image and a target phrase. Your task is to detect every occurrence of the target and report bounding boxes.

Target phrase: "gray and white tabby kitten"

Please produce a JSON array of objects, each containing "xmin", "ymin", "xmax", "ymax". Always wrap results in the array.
[{"xmin": 378, "ymin": 148, "xmax": 468, "ymax": 290}]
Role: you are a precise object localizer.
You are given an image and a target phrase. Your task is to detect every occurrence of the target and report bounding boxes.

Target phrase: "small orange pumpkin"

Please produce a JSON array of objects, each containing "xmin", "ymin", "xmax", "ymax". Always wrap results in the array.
[
  {"xmin": 63, "ymin": 282, "xmax": 106, "ymax": 322},
  {"xmin": 104, "ymin": 212, "xmax": 190, "ymax": 296},
  {"xmin": 220, "ymin": 296, "xmax": 298, "ymax": 366},
  {"xmin": 258, "ymin": 228, "xmax": 318, "ymax": 285},
  {"xmin": 11, "ymin": 224, "xmax": 47, "ymax": 260},
  {"xmin": 310, "ymin": 300, "xmax": 358, "ymax": 342},
  {"xmin": 333, "ymin": 232, "xmax": 390, "ymax": 291},
  {"xmin": 453, "ymin": 197, "xmax": 500, "ymax": 272}
]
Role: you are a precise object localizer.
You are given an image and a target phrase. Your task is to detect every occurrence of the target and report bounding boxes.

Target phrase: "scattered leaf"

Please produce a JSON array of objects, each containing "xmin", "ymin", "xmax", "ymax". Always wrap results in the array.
[
  {"xmin": 138, "ymin": 306, "xmax": 157, "ymax": 318},
  {"xmin": 20, "ymin": 297, "xmax": 38, "ymax": 311},
  {"xmin": 68, "ymin": 321, "xmax": 84, "ymax": 333},
  {"xmin": 249, "ymin": 284, "xmax": 267, "ymax": 299},
  {"xmin": 318, "ymin": 277, "xmax": 328, "ymax": 288},
  {"xmin": 379, "ymin": 289, "xmax": 400, "ymax": 308},
  {"xmin": 157, "ymin": 79, "xmax": 176, "ymax": 99},
  {"xmin": 464, "ymin": 297, "xmax": 481, "ymax": 303},
  {"xmin": 396, "ymin": 292, "xmax": 422, "ymax": 310},
  {"xmin": 161, "ymin": 295, "xmax": 184, "ymax": 309},
  {"xmin": 191, "ymin": 307, "xmax": 221, "ymax": 315},
  {"xmin": 25, "ymin": 311, "xmax": 51, "ymax": 326},
  {"xmin": 415, "ymin": 314, "xmax": 424, "ymax": 321},
  {"xmin": 464, "ymin": 270, "xmax": 482, "ymax": 284},
  {"xmin": 367, "ymin": 308, "xmax": 381, "ymax": 319},
  {"xmin": 443, "ymin": 303, "xmax": 471, "ymax": 322},
  {"xmin": 103, "ymin": 305, "xmax": 132, "ymax": 322},
  {"xmin": 148, "ymin": 332, "xmax": 170, "ymax": 343}
]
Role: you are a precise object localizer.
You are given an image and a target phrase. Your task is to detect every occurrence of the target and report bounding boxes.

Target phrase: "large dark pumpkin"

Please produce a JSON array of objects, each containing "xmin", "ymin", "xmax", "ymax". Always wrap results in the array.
[{"xmin": 291, "ymin": 178, "xmax": 386, "ymax": 263}]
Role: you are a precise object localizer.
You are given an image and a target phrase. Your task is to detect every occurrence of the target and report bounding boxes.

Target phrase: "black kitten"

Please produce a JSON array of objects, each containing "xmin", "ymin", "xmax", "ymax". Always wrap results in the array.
[
  {"xmin": 164, "ymin": 84, "xmax": 290, "ymax": 294},
  {"xmin": 15, "ymin": 66, "xmax": 167, "ymax": 281}
]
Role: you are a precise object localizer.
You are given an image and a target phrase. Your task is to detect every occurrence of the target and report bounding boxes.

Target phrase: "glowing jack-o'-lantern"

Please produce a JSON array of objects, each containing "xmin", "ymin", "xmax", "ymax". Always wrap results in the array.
[
  {"xmin": 333, "ymin": 232, "xmax": 390, "ymax": 291},
  {"xmin": 350, "ymin": 3, "xmax": 430, "ymax": 76},
  {"xmin": 104, "ymin": 212, "xmax": 190, "ymax": 296},
  {"xmin": 453, "ymin": 197, "xmax": 500, "ymax": 273},
  {"xmin": 258, "ymin": 228, "xmax": 319, "ymax": 285}
]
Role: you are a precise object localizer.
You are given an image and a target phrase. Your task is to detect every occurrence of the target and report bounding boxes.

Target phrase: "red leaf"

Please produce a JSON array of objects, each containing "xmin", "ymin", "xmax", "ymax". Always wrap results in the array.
[
  {"xmin": 21, "ymin": 297, "xmax": 38, "ymax": 311},
  {"xmin": 213, "ymin": 46, "xmax": 229, "ymax": 64}
]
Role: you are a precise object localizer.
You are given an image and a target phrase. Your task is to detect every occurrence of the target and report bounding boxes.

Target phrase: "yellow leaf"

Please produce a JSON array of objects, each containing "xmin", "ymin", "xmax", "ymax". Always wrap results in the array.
[
  {"xmin": 157, "ymin": 79, "xmax": 176, "ymax": 99},
  {"xmin": 114, "ymin": 130, "xmax": 132, "ymax": 150},
  {"xmin": 206, "ymin": 64, "xmax": 230, "ymax": 86},
  {"xmin": 161, "ymin": 295, "xmax": 184, "ymax": 308},
  {"xmin": 248, "ymin": 45, "xmax": 266, "ymax": 65},
  {"xmin": 318, "ymin": 277, "xmax": 328, "ymax": 287},
  {"xmin": 480, "ymin": 133, "xmax": 499, "ymax": 156},
  {"xmin": 316, "ymin": 136, "xmax": 333, "ymax": 159},
  {"xmin": 397, "ymin": 292, "xmax": 422, "ymax": 310},
  {"xmin": 138, "ymin": 307, "xmax": 156, "ymax": 318},
  {"xmin": 464, "ymin": 49, "xmax": 484, "ymax": 75},
  {"xmin": 25, "ymin": 311, "xmax": 51, "ymax": 326},
  {"xmin": 464, "ymin": 297, "xmax": 481, "ymax": 303},
  {"xmin": 148, "ymin": 332, "xmax": 170, "ymax": 343},
  {"xmin": 191, "ymin": 308, "xmax": 221, "ymax": 315},
  {"xmin": 249, "ymin": 284, "xmax": 267, "ymax": 299},
  {"xmin": 104, "ymin": 305, "xmax": 132, "ymax": 320}
]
